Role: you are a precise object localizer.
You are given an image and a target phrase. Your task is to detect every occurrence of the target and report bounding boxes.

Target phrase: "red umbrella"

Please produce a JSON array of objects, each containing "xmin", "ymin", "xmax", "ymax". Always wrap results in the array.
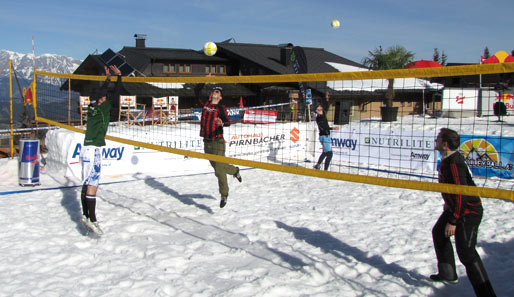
[{"xmin": 404, "ymin": 60, "xmax": 443, "ymax": 69}]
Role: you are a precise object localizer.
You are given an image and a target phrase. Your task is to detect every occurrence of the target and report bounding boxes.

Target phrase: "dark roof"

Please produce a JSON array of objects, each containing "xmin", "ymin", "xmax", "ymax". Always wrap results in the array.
[
  {"xmin": 119, "ymin": 46, "xmax": 228, "ymax": 71},
  {"xmin": 72, "ymin": 55, "xmax": 108, "ymax": 76},
  {"xmin": 122, "ymin": 82, "xmax": 255, "ymax": 98},
  {"xmin": 69, "ymin": 42, "xmax": 363, "ymax": 98},
  {"xmin": 216, "ymin": 42, "xmax": 363, "ymax": 74}
]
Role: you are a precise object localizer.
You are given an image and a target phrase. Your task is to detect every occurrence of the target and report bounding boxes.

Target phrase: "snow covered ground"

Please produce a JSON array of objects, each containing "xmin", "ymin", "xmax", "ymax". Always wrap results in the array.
[{"xmin": 1, "ymin": 115, "xmax": 513, "ymax": 296}]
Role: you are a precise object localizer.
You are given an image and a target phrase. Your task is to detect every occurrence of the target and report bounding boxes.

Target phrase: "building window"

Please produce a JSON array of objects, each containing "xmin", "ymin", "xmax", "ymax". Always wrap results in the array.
[
  {"xmin": 205, "ymin": 64, "xmax": 227, "ymax": 74},
  {"xmin": 163, "ymin": 64, "xmax": 176, "ymax": 73},
  {"xmin": 205, "ymin": 65, "xmax": 216, "ymax": 74},
  {"xmin": 178, "ymin": 64, "xmax": 192, "ymax": 73}
]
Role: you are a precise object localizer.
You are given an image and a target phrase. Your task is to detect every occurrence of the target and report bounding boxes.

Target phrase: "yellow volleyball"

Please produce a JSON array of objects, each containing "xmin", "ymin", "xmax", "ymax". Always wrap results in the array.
[
  {"xmin": 331, "ymin": 19, "xmax": 340, "ymax": 29},
  {"xmin": 203, "ymin": 42, "xmax": 217, "ymax": 56}
]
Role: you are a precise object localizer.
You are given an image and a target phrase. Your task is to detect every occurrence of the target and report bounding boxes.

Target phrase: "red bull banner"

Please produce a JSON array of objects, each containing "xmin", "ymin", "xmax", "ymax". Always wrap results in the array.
[{"xmin": 497, "ymin": 93, "xmax": 514, "ymax": 111}]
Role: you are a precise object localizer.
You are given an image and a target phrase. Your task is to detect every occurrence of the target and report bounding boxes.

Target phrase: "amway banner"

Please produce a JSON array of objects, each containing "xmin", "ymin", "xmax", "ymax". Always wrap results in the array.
[{"xmin": 64, "ymin": 133, "xmax": 199, "ymax": 180}]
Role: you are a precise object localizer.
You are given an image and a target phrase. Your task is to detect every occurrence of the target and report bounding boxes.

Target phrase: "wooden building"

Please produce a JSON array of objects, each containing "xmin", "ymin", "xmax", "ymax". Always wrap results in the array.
[{"xmin": 68, "ymin": 35, "xmax": 438, "ymax": 123}]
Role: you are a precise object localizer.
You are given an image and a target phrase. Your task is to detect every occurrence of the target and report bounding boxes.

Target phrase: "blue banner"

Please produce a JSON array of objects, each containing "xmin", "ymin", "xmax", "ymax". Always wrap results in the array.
[
  {"xmin": 458, "ymin": 134, "xmax": 514, "ymax": 179},
  {"xmin": 191, "ymin": 108, "xmax": 242, "ymax": 121},
  {"xmin": 290, "ymin": 46, "xmax": 308, "ymax": 101}
]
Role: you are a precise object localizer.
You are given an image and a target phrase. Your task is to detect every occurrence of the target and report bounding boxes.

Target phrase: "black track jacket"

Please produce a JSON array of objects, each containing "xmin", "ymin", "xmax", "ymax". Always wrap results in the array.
[{"xmin": 438, "ymin": 152, "xmax": 483, "ymax": 224}]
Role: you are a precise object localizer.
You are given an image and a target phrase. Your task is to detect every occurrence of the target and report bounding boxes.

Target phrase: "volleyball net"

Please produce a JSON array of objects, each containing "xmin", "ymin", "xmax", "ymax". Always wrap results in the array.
[{"xmin": 32, "ymin": 63, "xmax": 514, "ymax": 201}]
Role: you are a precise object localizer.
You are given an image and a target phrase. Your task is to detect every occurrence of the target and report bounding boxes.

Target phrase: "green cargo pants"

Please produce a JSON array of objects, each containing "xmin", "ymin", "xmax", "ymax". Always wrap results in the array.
[{"xmin": 204, "ymin": 138, "xmax": 238, "ymax": 196}]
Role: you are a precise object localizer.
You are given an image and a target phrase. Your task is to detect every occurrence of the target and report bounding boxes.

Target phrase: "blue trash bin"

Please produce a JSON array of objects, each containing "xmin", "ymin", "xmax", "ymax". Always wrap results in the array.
[{"xmin": 18, "ymin": 138, "xmax": 40, "ymax": 186}]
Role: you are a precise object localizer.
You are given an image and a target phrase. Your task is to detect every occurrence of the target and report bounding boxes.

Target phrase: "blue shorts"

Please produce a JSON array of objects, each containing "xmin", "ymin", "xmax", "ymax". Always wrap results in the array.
[{"xmin": 319, "ymin": 135, "xmax": 332, "ymax": 152}]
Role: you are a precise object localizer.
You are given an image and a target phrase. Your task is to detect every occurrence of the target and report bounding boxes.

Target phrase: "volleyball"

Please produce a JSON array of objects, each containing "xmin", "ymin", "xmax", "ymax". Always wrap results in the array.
[
  {"xmin": 331, "ymin": 19, "xmax": 340, "ymax": 29},
  {"xmin": 203, "ymin": 42, "xmax": 217, "ymax": 56}
]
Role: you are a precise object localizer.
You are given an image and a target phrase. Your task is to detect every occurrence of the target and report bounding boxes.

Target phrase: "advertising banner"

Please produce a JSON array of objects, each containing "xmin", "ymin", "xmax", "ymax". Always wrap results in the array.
[
  {"xmin": 290, "ymin": 46, "xmax": 308, "ymax": 100},
  {"xmin": 442, "ymin": 88, "xmax": 478, "ymax": 111},
  {"xmin": 457, "ymin": 134, "xmax": 514, "ymax": 179},
  {"xmin": 226, "ymin": 123, "xmax": 306, "ymax": 162},
  {"xmin": 65, "ymin": 133, "xmax": 200, "ymax": 180},
  {"xmin": 192, "ymin": 107, "xmax": 242, "ymax": 121},
  {"xmin": 63, "ymin": 123, "xmax": 309, "ymax": 180},
  {"xmin": 243, "ymin": 109, "xmax": 278, "ymax": 124},
  {"xmin": 169, "ymin": 96, "xmax": 179, "ymax": 122},
  {"xmin": 318, "ymin": 127, "xmax": 437, "ymax": 171}
]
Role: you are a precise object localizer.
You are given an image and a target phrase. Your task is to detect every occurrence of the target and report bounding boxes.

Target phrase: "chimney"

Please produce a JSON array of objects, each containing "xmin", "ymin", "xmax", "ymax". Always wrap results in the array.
[
  {"xmin": 279, "ymin": 43, "xmax": 293, "ymax": 66},
  {"xmin": 134, "ymin": 34, "xmax": 147, "ymax": 48}
]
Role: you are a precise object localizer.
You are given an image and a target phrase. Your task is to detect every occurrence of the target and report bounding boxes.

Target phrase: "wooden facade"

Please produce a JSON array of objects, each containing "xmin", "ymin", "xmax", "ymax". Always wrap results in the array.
[{"xmin": 69, "ymin": 37, "xmax": 444, "ymax": 122}]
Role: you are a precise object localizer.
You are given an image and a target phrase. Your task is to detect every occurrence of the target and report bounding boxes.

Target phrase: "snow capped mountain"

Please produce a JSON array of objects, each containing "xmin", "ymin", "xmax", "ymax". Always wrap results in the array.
[{"xmin": 0, "ymin": 49, "xmax": 82, "ymax": 83}]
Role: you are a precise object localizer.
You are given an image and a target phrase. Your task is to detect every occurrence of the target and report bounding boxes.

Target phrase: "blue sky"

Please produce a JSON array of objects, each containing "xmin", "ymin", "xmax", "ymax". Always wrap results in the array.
[{"xmin": 2, "ymin": 0, "xmax": 513, "ymax": 64}]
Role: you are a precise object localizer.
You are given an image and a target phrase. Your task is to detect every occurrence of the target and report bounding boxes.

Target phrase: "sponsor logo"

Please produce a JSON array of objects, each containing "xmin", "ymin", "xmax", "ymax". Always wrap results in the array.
[
  {"xmin": 229, "ymin": 134, "xmax": 286, "ymax": 147},
  {"xmin": 147, "ymin": 140, "xmax": 203, "ymax": 150},
  {"xmin": 365, "ymin": 136, "xmax": 432, "ymax": 149},
  {"xmin": 290, "ymin": 127, "xmax": 300, "ymax": 143},
  {"xmin": 71, "ymin": 143, "xmax": 125, "ymax": 161},
  {"xmin": 496, "ymin": 93, "xmax": 514, "ymax": 101},
  {"xmin": 460, "ymin": 139, "xmax": 513, "ymax": 171},
  {"xmin": 332, "ymin": 138, "xmax": 357, "ymax": 150},
  {"xmin": 231, "ymin": 133, "xmax": 263, "ymax": 140},
  {"xmin": 227, "ymin": 108, "xmax": 243, "ymax": 116},
  {"xmin": 456, "ymin": 96, "xmax": 465, "ymax": 104},
  {"xmin": 410, "ymin": 152, "xmax": 430, "ymax": 160}
]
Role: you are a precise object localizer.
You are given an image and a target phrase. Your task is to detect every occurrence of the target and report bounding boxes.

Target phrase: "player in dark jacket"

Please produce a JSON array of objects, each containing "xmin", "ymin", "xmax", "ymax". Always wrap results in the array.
[
  {"xmin": 431, "ymin": 128, "xmax": 496, "ymax": 297},
  {"xmin": 200, "ymin": 86, "xmax": 242, "ymax": 208},
  {"xmin": 313, "ymin": 93, "xmax": 338, "ymax": 170},
  {"xmin": 80, "ymin": 65, "xmax": 123, "ymax": 234}
]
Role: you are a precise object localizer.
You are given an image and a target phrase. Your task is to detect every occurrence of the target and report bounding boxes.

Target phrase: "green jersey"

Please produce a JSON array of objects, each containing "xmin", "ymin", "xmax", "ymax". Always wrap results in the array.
[{"xmin": 84, "ymin": 100, "xmax": 112, "ymax": 147}]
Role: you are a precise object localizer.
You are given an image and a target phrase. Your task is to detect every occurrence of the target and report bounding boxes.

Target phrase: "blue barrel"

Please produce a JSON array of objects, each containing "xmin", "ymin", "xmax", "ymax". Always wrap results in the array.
[{"xmin": 18, "ymin": 138, "xmax": 40, "ymax": 186}]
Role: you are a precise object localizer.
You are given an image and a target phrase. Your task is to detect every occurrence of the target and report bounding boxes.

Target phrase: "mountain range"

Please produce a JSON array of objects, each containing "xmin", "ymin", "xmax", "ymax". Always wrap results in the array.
[
  {"xmin": 0, "ymin": 50, "xmax": 82, "ymax": 126},
  {"xmin": 0, "ymin": 49, "xmax": 81, "ymax": 81}
]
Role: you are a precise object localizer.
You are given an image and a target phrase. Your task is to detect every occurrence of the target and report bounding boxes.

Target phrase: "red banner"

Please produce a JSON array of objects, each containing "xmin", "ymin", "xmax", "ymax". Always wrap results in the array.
[{"xmin": 244, "ymin": 109, "xmax": 278, "ymax": 124}]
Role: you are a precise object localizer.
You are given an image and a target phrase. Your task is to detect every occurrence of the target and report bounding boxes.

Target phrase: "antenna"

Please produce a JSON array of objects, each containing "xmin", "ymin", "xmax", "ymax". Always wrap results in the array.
[{"xmin": 32, "ymin": 35, "xmax": 35, "ymax": 75}]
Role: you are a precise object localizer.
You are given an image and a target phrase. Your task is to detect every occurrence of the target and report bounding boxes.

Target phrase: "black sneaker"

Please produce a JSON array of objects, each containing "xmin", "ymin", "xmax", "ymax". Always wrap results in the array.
[
  {"xmin": 430, "ymin": 274, "xmax": 458, "ymax": 284},
  {"xmin": 233, "ymin": 167, "xmax": 242, "ymax": 183},
  {"xmin": 313, "ymin": 163, "xmax": 321, "ymax": 170},
  {"xmin": 220, "ymin": 195, "xmax": 228, "ymax": 208}
]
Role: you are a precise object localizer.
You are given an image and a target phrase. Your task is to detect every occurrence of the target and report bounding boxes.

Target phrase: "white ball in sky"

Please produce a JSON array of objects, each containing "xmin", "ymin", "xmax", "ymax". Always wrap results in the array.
[
  {"xmin": 203, "ymin": 42, "xmax": 217, "ymax": 56},
  {"xmin": 331, "ymin": 19, "xmax": 340, "ymax": 29}
]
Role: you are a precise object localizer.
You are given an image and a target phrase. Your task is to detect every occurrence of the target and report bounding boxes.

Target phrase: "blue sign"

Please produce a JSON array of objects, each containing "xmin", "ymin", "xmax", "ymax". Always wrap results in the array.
[
  {"xmin": 305, "ymin": 89, "xmax": 312, "ymax": 105},
  {"xmin": 458, "ymin": 134, "xmax": 514, "ymax": 179},
  {"xmin": 191, "ymin": 108, "xmax": 242, "ymax": 121}
]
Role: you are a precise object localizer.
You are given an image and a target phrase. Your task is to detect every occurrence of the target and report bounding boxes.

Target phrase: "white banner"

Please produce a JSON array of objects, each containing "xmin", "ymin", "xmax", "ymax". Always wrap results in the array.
[
  {"xmin": 65, "ymin": 133, "xmax": 205, "ymax": 180},
  {"xmin": 442, "ymin": 88, "xmax": 478, "ymax": 111},
  {"xmin": 61, "ymin": 122, "xmax": 309, "ymax": 180},
  {"xmin": 226, "ymin": 123, "xmax": 307, "ymax": 161},
  {"xmin": 316, "ymin": 127, "xmax": 437, "ymax": 171}
]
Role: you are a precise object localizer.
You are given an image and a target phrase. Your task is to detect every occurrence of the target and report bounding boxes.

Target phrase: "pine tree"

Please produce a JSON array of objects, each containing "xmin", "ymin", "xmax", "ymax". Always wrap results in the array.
[
  {"xmin": 433, "ymin": 48, "xmax": 440, "ymax": 63},
  {"xmin": 441, "ymin": 51, "xmax": 448, "ymax": 66},
  {"xmin": 484, "ymin": 47, "xmax": 490, "ymax": 59}
]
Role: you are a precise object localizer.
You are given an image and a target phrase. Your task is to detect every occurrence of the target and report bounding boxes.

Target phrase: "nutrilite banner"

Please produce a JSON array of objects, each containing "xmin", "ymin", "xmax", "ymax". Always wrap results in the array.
[{"xmin": 316, "ymin": 127, "xmax": 437, "ymax": 171}]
